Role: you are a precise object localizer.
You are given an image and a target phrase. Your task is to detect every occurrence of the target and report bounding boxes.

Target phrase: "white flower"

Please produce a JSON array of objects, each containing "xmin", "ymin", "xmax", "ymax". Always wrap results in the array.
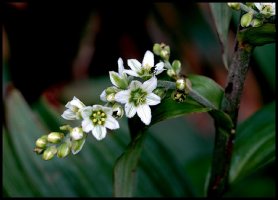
[
  {"xmin": 255, "ymin": 3, "xmax": 275, "ymax": 17},
  {"xmin": 114, "ymin": 76, "xmax": 161, "ymax": 125},
  {"xmin": 109, "ymin": 57, "xmax": 129, "ymax": 89},
  {"xmin": 81, "ymin": 105, "xmax": 119, "ymax": 140},
  {"xmin": 124, "ymin": 50, "xmax": 165, "ymax": 79},
  {"xmin": 61, "ymin": 96, "xmax": 85, "ymax": 120}
]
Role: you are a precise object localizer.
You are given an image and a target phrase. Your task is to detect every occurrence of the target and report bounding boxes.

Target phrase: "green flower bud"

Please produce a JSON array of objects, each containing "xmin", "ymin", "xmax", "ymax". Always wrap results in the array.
[
  {"xmin": 167, "ymin": 69, "xmax": 176, "ymax": 78},
  {"xmin": 241, "ymin": 12, "xmax": 253, "ymax": 27},
  {"xmin": 112, "ymin": 103, "xmax": 124, "ymax": 119},
  {"xmin": 70, "ymin": 127, "xmax": 84, "ymax": 140},
  {"xmin": 251, "ymin": 18, "xmax": 263, "ymax": 27},
  {"xmin": 42, "ymin": 146, "xmax": 57, "ymax": 160},
  {"xmin": 172, "ymin": 60, "xmax": 181, "ymax": 74},
  {"xmin": 71, "ymin": 137, "xmax": 86, "ymax": 155},
  {"xmin": 176, "ymin": 78, "xmax": 186, "ymax": 91},
  {"xmin": 60, "ymin": 124, "xmax": 72, "ymax": 131},
  {"xmin": 227, "ymin": 3, "xmax": 240, "ymax": 10},
  {"xmin": 160, "ymin": 48, "xmax": 170, "ymax": 61},
  {"xmin": 105, "ymin": 87, "xmax": 117, "ymax": 95},
  {"xmin": 106, "ymin": 93, "xmax": 115, "ymax": 102},
  {"xmin": 34, "ymin": 147, "xmax": 44, "ymax": 155},
  {"xmin": 35, "ymin": 135, "xmax": 48, "ymax": 148},
  {"xmin": 57, "ymin": 143, "xmax": 71, "ymax": 158},
  {"xmin": 47, "ymin": 132, "xmax": 64, "ymax": 144},
  {"xmin": 153, "ymin": 43, "xmax": 162, "ymax": 56},
  {"xmin": 153, "ymin": 87, "xmax": 166, "ymax": 99}
]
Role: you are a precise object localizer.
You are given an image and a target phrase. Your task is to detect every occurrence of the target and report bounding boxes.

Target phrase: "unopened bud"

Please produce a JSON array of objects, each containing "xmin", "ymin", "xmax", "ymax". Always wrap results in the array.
[
  {"xmin": 47, "ymin": 132, "xmax": 64, "ymax": 144},
  {"xmin": 34, "ymin": 147, "xmax": 44, "ymax": 155},
  {"xmin": 42, "ymin": 146, "xmax": 57, "ymax": 160},
  {"xmin": 60, "ymin": 125, "xmax": 72, "ymax": 131},
  {"xmin": 106, "ymin": 93, "xmax": 115, "ymax": 102},
  {"xmin": 105, "ymin": 87, "xmax": 117, "ymax": 95},
  {"xmin": 153, "ymin": 87, "xmax": 166, "ymax": 99},
  {"xmin": 176, "ymin": 78, "xmax": 186, "ymax": 91},
  {"xmin": 70, "ymin": 127, "xmax": 84, "ymax": 140},
  {"xmin": 227, "ymin": 3, "xmax": 240, "ymax": 10},
  {"xmin": 153, "ymin": 43, "xmax": 162, "ymax": 56},
  {"xmin": 251, "ymin": 18, "xmax": 263, "ymax": 27},
  {"xmin": 241, "ymin": 12, "xmax": 253, "ymax": 27},
  {"xmin": 112, "ymin": 103, "xmax": 124, "ymax": 119},
  {"xmin": 172, "ymin": 60, "xmax": 181, "ymax": 74},
  {"xmin": 167, "ymin": 69, "xmax": 176, "ymax": 78},
  {"xmin": 35, "ymin": 135, "xmax": 48, "ymax": 148},
  {"xmin": 57, "ymin": 143, "xmax": 71, "ymax": 158}
]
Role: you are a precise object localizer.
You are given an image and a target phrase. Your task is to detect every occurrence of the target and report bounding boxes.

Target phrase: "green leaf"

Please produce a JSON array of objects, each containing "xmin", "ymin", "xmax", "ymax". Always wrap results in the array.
[
  {"xmin": 238, "ymin": 23, "xmax": 276, "ymax": 46},
  {"xmin": 230, "ymin": 102, "xmax": 275, "ymax": 183},
  {"xmin": 209, "ymin": 3, "xmax": 232, "ymax": 69},
  {"xmin": 113, "ymin": 74, "xmax": 225, "ymax": 197}
]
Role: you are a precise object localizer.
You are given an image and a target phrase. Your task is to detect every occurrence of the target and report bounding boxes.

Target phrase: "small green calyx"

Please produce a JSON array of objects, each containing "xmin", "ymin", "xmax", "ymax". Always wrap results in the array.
[
  {"xmin": 91, "ymin": 110, "xmax": 107, "ymax": 126},
  {"xmin": 129, "ymin": 88, "xmax": 147, "ymax": 107}
]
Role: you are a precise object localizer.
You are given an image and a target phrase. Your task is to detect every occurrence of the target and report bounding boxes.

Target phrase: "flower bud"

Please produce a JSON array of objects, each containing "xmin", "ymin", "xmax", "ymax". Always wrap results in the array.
[
  {"xmin": 153, "ymin": 87, "xmax": 166, "ymax": 99},
  {"xmin": 176, "ymin": 78, "xmax": 186, "ymax": 91},
  {"xmin": 106, "ymin": 93, "xmax": 115, "ymax": 102},
  {"xmin": 241, "ymin": 12, "xmax": 253, "ymax": 27},
  {"xmin": 227, "ymin": 3, "xmax": 240, "ymax": 10},
  {"xmin": 42, "ymin": 146, "xmax": 57, "ymax": 160},
  {"xmin": 47, "ymin": 132, "xmax": 64, "ymax": 144},
  {"xmin": 167, "ymin": 69, "xmax": 176, "ymax": 78},
  {"xmin": 112, "ymin": 103, "xmax": 124, "ymax": 119},
  {"xmin": 34, "ymin": 147, "xmax": 44, "ymax": 155},
  {"xmin": 172, "ymin": 60, "xmax": 181, "ymax": 74},
  {"xmin": 251, "ymin": 18, "xmax": 263, "ymax": 27},
  {"xmin": 57, "ymin": 143, "xmax": 71, "ymax": 158},
  {"xmin": 70, "ymin": 127, "xmax": 84, "ymax": 140},
  {"xmin": 160, "ymin": 48, "xmax": 170, "ymax": 61},
  {"xmin": 153, "ymin": 43, "xmax": 162, "ymax": 56},
  {"xmin": 35, "ymin": 135, "xmax": 48, "ymax": 148},
  {"xmin": 60, "ymin": 124, "xmax": 72, "ymax": 131}
]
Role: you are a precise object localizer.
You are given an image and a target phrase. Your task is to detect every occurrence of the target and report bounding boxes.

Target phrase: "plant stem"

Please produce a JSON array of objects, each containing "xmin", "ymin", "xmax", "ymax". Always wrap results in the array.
[{"xmin": 207, "ymin": 34, "xmax": 254, "ymax": 196}]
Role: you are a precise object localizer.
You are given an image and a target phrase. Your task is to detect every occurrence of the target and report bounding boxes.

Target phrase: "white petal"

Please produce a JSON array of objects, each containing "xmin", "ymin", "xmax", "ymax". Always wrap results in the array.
[
  {"xmin": 61, "ymin": 109, "xmax": 77, "ymax": 120},
  {"xmin": 123, "ymin": 69, "xmax": 140, "ymax": 77},
  {"xmin": 129, "ymin": 80, "xmax": 142, "ymax": 89},
  {"xmin": 81, "ymin": 106, "xmax": 93, "ymax": 119},
  {"xmin": 114, "ymin": 90, "xmax": 130, "ymax": 104},
  {"xmin": 142, "ymin": 76, "xmax": 157, "ymax": 93},
  {"xmin": 105, "ymin": 115, "xmax": 120, "ymax": 130},
  {"xmin": 101, "ymin": 106, "xmax": 113, "ymax": 115},
  {"xmin": 154, "ymin": 62, "xmax": 165, "ymax": 75},
  {"xmin": 137, "ymin": 104, "xmax": 152, "ymax": 125},
  {"xmin": 82, "ymin": 119, "xmax": 94, "ymax": 133},
  {"xmin": 100, "ymin": 89, "xmax": 107, "ymax": 102},
  {"xmin": 146, "ymin": 93, "xmax": 161, "ymax": 105},
  {"xmin": 92, "ymin": 126, "xmax": 107, "ymax": 140},
  {"xmin": 142, "ymin": 50, "xmax": 154, "ymax": 68},
  {"xmin": 71, "ymin": 96, "xmax": 85, "ymax": 108},
  {"xmin": 125, "ymin": 103, "xmax": 137, "ymax": 118},
  {"xmin": 127, "ymin": 59, "xmax": 142, "ymax": 72},
  {"xmin": 118, "ymin": 57, "xmax": 124, "ymax": 75},
  {"xmin": 254, "ymin": 3, "xmax": 262, "ymax": 11}
]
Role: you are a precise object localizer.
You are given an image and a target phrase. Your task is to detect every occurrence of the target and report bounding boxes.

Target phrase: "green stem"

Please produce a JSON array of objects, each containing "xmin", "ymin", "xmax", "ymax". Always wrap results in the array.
[{"xmin": 207, "ymin": 36, "xmax": 254, "ymax": 196}]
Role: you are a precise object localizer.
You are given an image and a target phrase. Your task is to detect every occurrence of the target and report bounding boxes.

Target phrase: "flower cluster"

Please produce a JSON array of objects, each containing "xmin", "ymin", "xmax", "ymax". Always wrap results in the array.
[
  {"xmin": 34, "ymin": 43, "xmax": 191, "ymax": 160},
  {"xmin": 227, "ymin": 2, "xmax": 276, "ymax": 27}
]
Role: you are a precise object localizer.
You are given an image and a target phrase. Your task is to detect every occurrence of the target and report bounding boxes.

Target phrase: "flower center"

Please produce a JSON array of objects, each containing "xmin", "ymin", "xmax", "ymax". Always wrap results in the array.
[
  {"xmin": 129, "ymin": 88, "xmax": 147, "ymax": 106},
  {"xmin": 90, "ymin": 110, "xmax": 107, "ymax": 126}
]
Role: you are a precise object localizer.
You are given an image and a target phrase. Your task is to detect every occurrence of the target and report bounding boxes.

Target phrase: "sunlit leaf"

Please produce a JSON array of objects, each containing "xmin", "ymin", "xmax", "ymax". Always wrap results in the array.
[
  {"xmin": 230, "ymin": 102, "xmax": 275, "ymax": 183},
  {"xmin": 209, "ymin": 3, "xmax": 232, "ymax": 69}
]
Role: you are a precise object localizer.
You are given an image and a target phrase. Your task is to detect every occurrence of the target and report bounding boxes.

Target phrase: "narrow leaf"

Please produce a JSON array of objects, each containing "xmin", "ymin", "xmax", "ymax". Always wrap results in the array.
[
  {"xmin": 209, "ymin": 3, "xmax": 232, "ymax": 69},
  {"xmin": 230, "ymin": 102, "xmax": 275, "ymax": 183}
]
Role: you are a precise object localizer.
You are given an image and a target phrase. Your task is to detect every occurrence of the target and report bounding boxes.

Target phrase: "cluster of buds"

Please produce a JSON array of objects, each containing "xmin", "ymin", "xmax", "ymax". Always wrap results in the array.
[
  {"xmin": 34, "ymin": 43, "xmax": 192, "ymax": 160},
  {"xmin": 34, "ymin": 125, "xmax": 86, "ymax": 160},
  {"xmin": 227, "ymin": 2, "xmax": 276, "ymax": 28}
]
